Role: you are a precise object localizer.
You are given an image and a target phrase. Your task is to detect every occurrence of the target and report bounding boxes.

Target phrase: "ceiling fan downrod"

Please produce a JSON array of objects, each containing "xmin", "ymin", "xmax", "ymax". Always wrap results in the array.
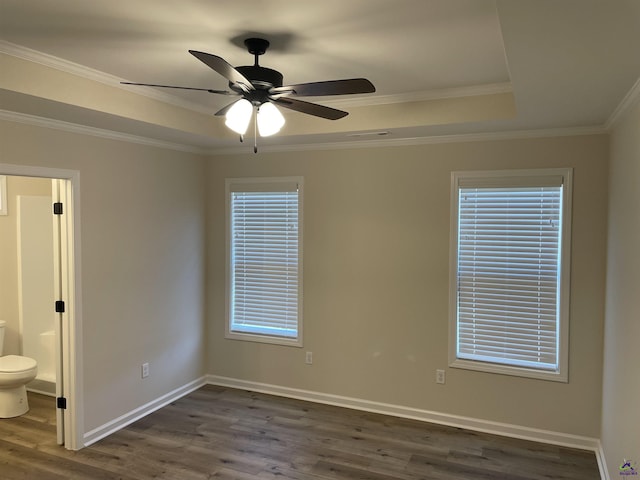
[{"xmin": 244, "ymin": 37, "xmax": 270, "ymax": 67}]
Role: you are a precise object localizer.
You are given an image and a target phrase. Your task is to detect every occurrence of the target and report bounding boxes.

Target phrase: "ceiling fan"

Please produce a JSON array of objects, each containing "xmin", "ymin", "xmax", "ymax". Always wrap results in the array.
[{"xmin": 122, "ymin": 38, "xmax": 376, "ymax": 151}]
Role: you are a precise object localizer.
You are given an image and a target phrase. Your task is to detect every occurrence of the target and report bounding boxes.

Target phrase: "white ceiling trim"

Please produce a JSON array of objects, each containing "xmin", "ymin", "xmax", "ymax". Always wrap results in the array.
[
  {"xmin": 605, "ymin": 75, "xmax": 640, "ymax": 130},
  {"xmin": 0, "ymin": 40, "xmax": 512, "ymax": 114},
  {"xmin": 324, "ymin": 83, "xmax": 513, "ymax": 108},
  {"xmin": 0, "ymin": 40, "xmax": 214, "ymax": 115},
  {"xmin": 0, "ymin": 109, "xmax": 206, "ymax": 154},
  {"xmin": 0, "ymin": 110, "xmax": 606, "ymax": 158},
  {"xmin": 210, "ymin": 125, "xmax": 607, "ymax": 156}
]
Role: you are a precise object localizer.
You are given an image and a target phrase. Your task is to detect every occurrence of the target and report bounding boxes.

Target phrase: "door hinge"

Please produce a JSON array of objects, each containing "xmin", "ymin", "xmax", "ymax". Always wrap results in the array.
[
  {"xmin": 55, "ymin": 300, "xmax": 65, "ymax": 313},
  {"xmin": 53, "ymin": 202, "xmax": 63, "ymax": 215},
  {"xmin": 57, "ymin": 397, "xmax": 67, "ymax": 409}
]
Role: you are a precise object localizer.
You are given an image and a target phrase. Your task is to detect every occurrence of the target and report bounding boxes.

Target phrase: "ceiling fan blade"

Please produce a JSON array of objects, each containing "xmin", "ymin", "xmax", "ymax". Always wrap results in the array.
[
  {"xmin": 272, "ymin": 97, "xmax": 348, "ymax": 120},
  {"xmin": 121, "ymin": 82, "xmax": 235, "ymax": 95},
  {"xmin": 188, "ymin": 50, "xmax": 254, "ymax": 92},
  {"xmin": 214, "ymin": 101, "xmax": 240, "ymax": 117},
  {"xmin": 270, "ymin": 78, "xmax": 375, "ymax": 97}
]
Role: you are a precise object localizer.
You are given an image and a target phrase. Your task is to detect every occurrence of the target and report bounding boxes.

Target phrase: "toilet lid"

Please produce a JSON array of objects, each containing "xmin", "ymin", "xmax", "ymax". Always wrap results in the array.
[{"xmin": 0, "ymin": 355, "xmax": 37, "ymax": 373}]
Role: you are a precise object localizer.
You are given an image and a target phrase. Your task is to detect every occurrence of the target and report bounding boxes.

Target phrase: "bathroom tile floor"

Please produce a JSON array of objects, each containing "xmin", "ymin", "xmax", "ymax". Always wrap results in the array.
[{"xmin": 0, "ymin": 387, "xmax": 601, "ymax": 479}]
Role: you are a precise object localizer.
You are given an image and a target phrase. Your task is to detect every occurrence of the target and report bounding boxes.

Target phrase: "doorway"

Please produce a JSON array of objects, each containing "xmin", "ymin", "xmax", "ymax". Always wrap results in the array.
[{"xmin": 0, "ymin": 164, "xmax": 82, "ymax": 450}]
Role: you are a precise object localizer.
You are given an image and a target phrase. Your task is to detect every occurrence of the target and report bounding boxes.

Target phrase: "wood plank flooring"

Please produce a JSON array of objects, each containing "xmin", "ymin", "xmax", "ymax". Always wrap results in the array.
[{"xmin": 0, "ymin": 385, "xmax": 600, "ymax": 479}]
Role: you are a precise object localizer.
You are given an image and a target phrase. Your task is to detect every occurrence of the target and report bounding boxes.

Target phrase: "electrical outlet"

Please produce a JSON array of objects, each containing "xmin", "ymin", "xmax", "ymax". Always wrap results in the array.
[
  {"xmin": 305, "ymin": 352, "xmax": 313, "ymax": 365},
  {"xmin": 436, "ymin": 369, "xmax": 446, "ymax": 384},
  {"xmin": 142, "ymin": 362, "xmax": 150, "ymax": 378}
]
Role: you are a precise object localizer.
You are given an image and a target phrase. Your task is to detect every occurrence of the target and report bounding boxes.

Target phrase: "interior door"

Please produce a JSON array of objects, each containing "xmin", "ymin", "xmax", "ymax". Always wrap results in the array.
[
  {"xmin": 16, "ymin": 187, "xmax": 64, "ymax": 445},
  {"xmin": 51, "ymin": 180, "xmax": 65, "ymax": 445}
]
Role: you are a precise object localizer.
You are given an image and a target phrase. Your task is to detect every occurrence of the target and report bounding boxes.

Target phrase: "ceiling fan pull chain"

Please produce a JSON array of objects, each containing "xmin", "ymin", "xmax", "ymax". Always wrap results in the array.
[{"xmin": 254, "ymin": 107, "xmax": 258, "ymax": 154}]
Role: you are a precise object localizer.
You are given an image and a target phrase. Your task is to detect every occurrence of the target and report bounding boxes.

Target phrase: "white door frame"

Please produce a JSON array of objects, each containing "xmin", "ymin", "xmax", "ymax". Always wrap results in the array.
[{"xmin": 0, "ymin": 163, "xmax": 83, "ymax": 450}]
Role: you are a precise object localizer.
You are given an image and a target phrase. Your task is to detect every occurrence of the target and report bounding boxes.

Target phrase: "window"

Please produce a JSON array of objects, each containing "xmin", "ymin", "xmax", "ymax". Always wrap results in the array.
[
  {"xmin": 449, "ymin": 169, "xmax": 572, "ymax": 382},
  {"xmin": 226, "ymin": 177, "xmax": 303, "ymax": 346},
  {"xmin": 0, "ymin": 175, "xmax": 7, "ymax": 215}
]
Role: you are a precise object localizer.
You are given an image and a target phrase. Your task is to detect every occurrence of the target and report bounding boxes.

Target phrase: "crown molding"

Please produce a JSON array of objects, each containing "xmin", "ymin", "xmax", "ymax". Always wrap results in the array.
[
  {"xmin": 0, "ymin": 40, "xmax": 513, "ymax": 115},
  {"xmin": 209, "ymin": 125, "xmax": 607, "ymax": 156},
  {"xmin": 1, "ymin": 106, "xmax": 606, "ymax": 158},
  {"xmin": 0, "ymin": 109, "xmax": 207, "ymax": 154},
  {"xmin": 323, "ymin": 82, "xmax": 513, "ymax": 108},
  {"xmin": 1, "ymin": 40, "xmax": 123, "ymax": 88},
  {"xmin": 605, "ymin": 75, "xmax": 640, "ymax": 130},
  {"xmin": 0, "ymin": 40, "xmax": 214, "ymax": 115}
]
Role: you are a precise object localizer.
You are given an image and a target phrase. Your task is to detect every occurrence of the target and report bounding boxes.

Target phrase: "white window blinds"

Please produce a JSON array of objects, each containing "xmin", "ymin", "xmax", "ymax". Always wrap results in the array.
[
  {"xmin": 228, "ymin": 179, "xmax": 302, "ymax": 343},
  {"xmin": 450, "ymin": 169, "xmax": 571, "ymax": 380}
]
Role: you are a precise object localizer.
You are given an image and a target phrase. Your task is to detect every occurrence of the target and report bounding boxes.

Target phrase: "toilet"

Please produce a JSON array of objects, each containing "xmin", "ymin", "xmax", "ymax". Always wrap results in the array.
[{"xmin": 0, "ymin": 320, "xmax": 38, "ymax": 418}]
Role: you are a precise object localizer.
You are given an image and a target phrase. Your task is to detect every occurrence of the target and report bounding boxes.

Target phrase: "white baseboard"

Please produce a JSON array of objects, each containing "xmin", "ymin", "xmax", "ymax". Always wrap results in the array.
[
  {"xmin": 78, "ymin": 374, "xmax": 606, "ymax": 479},
  {"xmin": 83, "ymin": 376, "xmax": 206, "ymax": 447},
  {"xmin": 206, "ymin": 375, "xmax": 600, "ymax": 453}
]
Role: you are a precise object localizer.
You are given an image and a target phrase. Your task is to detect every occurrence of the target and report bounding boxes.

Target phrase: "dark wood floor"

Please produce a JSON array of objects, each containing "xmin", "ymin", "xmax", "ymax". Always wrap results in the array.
[{"xmin": 0, "ymin": 385, "xmax": 600, "ymax": 479}]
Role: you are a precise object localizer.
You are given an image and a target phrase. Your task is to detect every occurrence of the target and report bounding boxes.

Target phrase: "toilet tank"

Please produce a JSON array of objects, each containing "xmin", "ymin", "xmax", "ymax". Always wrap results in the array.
[{"xmin": 0, "ymin": 320, "xmax": 5, "ymax": 356}]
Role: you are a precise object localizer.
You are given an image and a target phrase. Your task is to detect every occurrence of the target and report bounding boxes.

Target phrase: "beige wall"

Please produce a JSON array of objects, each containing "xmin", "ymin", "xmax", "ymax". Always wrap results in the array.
[
  {"xmin": 602, "ymin": 97, "xmax": 640, "ymax": 475},
  {"xmin": 0, "ymin": 120, "xmax": 208, "ymax": 433},
  {"xmin": 207, "ymin": 135, "xmax": 608, "ymax": 438},
  {"xmin": 0, "ymin": 176, "xmax": 52, "ymax": 355},
  {"xmin": 0, "ymin": 116, "xmax": 610, "ymax": 443}
]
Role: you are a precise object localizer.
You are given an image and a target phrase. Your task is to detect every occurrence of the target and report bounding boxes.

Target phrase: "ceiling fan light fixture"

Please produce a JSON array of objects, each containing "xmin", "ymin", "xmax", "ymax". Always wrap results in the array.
[
  {"xmin": 225, "ymin": 99, "xmax": 253, "ymax": 135},
  {"xmin": 257, "ymin": 102, "xmax": 285, "ymax": 137},
  {"xmin": 123, "ymin": 38, "xmax": 374, "ymax": 148}
]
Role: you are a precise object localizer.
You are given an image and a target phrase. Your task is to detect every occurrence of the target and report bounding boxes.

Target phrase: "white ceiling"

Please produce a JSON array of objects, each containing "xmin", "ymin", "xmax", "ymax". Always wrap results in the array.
[{"xmin": 1, "ymin": 0, "xmax": 639, "ymax": 152}]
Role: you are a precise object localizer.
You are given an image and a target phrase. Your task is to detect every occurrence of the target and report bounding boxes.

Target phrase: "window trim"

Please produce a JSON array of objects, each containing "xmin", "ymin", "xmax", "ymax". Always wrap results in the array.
[
  {"xmin": 448, "ymin": 168, "xmax": 572, "ymax": 382},
  {"xmin": 225, "ymin": 176, "xmax": 304, "ymax": 347}
]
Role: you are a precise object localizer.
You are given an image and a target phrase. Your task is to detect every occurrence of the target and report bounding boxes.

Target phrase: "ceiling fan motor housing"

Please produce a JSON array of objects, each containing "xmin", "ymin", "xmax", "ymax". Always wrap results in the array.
[
  {"xmin": 231, "ymin": 38, "xmax": 285, "ymax": 103},
  {"xmin": 232, "ymin": 65, "xmax": 284, "ymax": 104},
  {"xmin": 235, "ymin": 65, "xmax": 283, "ymax": 89}
]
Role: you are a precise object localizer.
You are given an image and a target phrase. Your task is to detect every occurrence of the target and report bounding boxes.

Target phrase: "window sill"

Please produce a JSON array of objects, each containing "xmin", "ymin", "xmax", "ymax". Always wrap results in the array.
[
  {"xmin": 449, "ymin": 358, "xmax": 568, "ymax": 383},
  {"xmin": 225, "ymin": 331, "xmax": 302, "ymax": 348}
]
